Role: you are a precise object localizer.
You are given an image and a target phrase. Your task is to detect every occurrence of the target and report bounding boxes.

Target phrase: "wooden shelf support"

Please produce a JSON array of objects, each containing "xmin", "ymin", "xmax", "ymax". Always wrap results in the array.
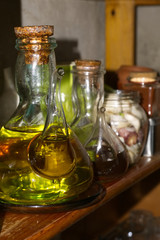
[{"xmin": 105, "ymin": 0, "xmax": 160, "ymax": 71}]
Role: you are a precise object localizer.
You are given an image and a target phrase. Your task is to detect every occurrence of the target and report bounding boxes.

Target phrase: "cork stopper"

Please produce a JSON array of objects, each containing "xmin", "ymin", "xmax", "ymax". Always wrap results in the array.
[
  {"xmin": 14, "ymin": 25, "xmax": 55, "ymax": 65},
  {"xmin": 73, "ymin": 60, "xmax": 102, "ymax": 88},
  {"xmin": 14, "ymin": 25, "xmax": 54, "ymax": 38},
  {"xmin": 75, "ymin": 60, "xmax": 101, "ymax": 70}
]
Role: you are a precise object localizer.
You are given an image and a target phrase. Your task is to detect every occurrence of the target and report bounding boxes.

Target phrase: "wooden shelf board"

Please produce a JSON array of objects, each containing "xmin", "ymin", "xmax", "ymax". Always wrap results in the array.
[
  {"xmin": 106, "ymin": 0, "xmax": 160, "ymax": 5},
  {"xmin": 135, "ymin": 0, "xmax": 160, "ymax": 5},
  {"xmin": 0, "ymin": 155, "xmax": 160, "ymax": 240}
]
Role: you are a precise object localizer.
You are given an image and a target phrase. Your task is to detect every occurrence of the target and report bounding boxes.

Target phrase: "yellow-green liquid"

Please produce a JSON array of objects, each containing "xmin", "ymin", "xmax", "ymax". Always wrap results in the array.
[{"xmin": 0, "ymin": 127, "xmax": 93, "ymax": 206}]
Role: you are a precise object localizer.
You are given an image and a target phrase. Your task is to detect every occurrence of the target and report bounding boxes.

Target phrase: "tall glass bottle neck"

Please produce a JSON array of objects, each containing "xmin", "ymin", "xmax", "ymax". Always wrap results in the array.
[
  {"xmin": 70, "ymin": 61, "xmax": 104, "ymax": 146},
  {"xmin": 71, "ymin": 66, "xmax": 104, "ymax": 125}
]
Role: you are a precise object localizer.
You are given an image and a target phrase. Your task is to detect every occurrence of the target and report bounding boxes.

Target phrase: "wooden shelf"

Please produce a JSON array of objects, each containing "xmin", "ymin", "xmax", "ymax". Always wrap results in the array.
[{"xmin": 0, "ymin": 155, "xmax": 160, "ymax": 240}]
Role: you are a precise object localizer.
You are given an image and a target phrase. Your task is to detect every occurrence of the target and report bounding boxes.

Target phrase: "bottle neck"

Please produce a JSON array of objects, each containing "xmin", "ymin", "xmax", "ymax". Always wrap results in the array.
[
  {"xmin": 41, "ymin": 68, "xmax": 68, "ymax": 138},
  {"xmin": 71, "ymin": 67, "xmax": 104, "ymax": 126}
]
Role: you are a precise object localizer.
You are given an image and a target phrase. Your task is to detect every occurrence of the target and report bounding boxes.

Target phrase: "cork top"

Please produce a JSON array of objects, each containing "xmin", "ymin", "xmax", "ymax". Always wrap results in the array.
[
  {"xmin": 14, "ymin": 25, "xmax": 56, "ymax": 65},
  {"xmin": 14, "ymin": 25, "xmax": 54, "ymax": 38},
  {"xmin": 75, "ymin": 60, "xmax": 101, "ymax": 68},
  {"xmin": 73, "ymin": 60, "xmax": 103, "ymax": 88}
]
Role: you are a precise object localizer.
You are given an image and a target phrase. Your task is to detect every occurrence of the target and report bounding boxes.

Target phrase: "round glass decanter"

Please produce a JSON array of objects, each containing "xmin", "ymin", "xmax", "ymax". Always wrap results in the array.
[
  {"xmin": 28, "ymin": 67, "xmax": 94, "ymax": 199},
  {"xmin": 85, "ymin": 107, "xmax": 129, "ymax": 183},
  {"xmin": 0, "ymin": 26, "xmax": 95, "ymax": 208},
  {"xmin": 104, "ymin": 90, "xmax": 148, "ymax": 164}
]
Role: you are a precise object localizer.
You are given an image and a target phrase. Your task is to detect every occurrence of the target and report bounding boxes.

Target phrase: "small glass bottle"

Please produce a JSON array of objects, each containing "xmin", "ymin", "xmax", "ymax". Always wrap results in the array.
[
  {"xmin": 71, "ymin": 60, "xmax": 104, "ymax": 145},
  {"xmin": 71, "ymin": 60, "xmax": 129, "ymax": 183},
  {"xmin": 103, "ymin": 90, "xmax": 148, "ymax": 164},
  {"xmin": 0, "ymin": 26, "xmax": 94, "ymax": 208}
]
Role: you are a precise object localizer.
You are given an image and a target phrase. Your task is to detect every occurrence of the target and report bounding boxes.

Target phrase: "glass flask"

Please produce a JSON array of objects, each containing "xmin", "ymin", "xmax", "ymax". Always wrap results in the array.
[
  {"xmin": 71, "ymin": 60, "xmax": 129, "ymax": 183},
  {"xmin": 71, "ymin": 60, "xmax": 104, "ymax": 145},
  {"xmin": 85, "ymin": 107, "xmax": 129, "ymax": 183},
  {"xmin": 103, "ymin": 90, "xmax": 148, "ymax": 165},
  {"xmin": 0, "ymin": 26, "xmax": 95, "ymax": 209}
]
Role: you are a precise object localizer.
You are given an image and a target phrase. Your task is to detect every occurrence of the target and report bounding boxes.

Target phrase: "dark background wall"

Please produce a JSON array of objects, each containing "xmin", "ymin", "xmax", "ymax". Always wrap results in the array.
[{"xmin": 0, "ymin": 0, "xmax": 21, "ymax": 126}]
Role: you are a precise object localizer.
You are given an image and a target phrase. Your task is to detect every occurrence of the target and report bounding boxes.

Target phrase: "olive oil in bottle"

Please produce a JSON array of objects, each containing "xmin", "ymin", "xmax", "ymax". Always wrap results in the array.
[{"xmin": 0, "ymin": 26, "xmax": 93, "ymax": 207}]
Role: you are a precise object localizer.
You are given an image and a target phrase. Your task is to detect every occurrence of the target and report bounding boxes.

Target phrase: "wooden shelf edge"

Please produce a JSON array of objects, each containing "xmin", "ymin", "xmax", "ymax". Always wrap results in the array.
[
  {"xmin": 1, "ymin": 155, "xmax": 160, "ymax": 240},
  {"xmin": 105, "ymin": 0, "xmax": 160, "ymax": 5},
  {"xmin": 135, "ymin": 0, "xmax": 160, "ymax": 5}
]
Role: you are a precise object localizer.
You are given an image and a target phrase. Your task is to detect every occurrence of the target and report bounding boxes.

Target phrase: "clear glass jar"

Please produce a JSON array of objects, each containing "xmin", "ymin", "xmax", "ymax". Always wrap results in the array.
[{"xmin": 103, "ymin": 90, "xmax": 148, "ymax": 165}]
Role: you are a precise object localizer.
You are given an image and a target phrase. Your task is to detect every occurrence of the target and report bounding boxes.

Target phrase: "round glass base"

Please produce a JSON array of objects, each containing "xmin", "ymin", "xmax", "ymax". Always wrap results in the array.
[{"xmin": 0, "ymin": 181, "xmax": 106, "ymax": 213}]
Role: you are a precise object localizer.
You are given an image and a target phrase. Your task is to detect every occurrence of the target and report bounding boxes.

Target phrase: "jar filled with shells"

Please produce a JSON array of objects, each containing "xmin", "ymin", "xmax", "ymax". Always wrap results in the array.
[{"xmin": 103, "ymin": 90, "xmax": 148, "ymax": 165}]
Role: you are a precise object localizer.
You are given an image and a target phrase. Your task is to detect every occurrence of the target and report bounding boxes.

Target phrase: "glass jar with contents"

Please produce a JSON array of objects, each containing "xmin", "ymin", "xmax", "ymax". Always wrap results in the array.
[
  {"xmin": 103, "ymin": 90, "xmax": 148, "ymax": 165},
  {"xmin": 126, "ymin": 71, "xmax": 160, "ymax": 117},
  {"xmin": 124, "ymin": 72, "xmax": 160, "ymax": 156}
]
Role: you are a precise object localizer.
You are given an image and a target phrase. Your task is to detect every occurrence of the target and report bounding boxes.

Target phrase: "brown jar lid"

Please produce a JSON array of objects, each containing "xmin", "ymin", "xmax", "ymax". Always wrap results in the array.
[
  {"xmin": 14, "ymin": 25, "xmax": 54, "ymax": 38},
  {"xmin": 129, "ymin": 71, "xmax": 157, "ymax": 84}
]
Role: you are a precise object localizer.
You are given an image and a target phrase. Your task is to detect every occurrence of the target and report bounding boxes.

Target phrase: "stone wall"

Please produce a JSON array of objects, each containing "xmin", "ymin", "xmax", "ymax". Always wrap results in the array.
[
  {"xmin": 0, "ymin": 1, "xmax": 160, "ymax": 125},
  {"xmin": 21, "ymin": 0, "xmax": 106, "ymax": 65},
  {"xmin": 136, "ymin": 6, "xmax": 160, "ymax": 72}
]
